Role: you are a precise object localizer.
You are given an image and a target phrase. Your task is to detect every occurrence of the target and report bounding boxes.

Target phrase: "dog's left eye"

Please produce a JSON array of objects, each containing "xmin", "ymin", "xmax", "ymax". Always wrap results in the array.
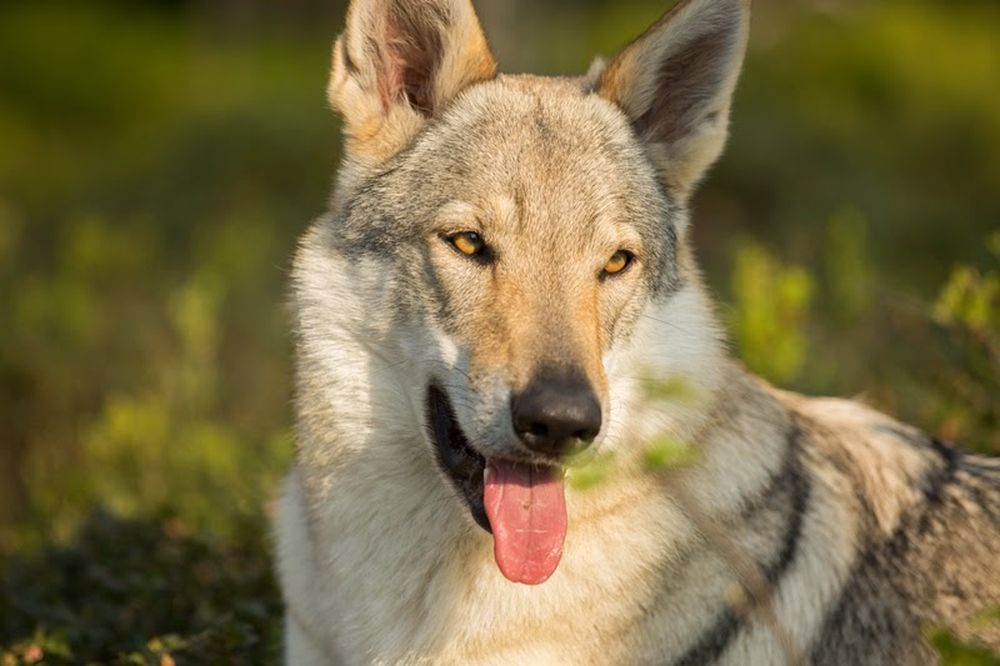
[
  {"xmin": 603, "ymin": 250, "xmax": 634, "ymax": 277},
  {"xmin": 448, "ymin": 232, "xmax": 486, "ymax": 257}
]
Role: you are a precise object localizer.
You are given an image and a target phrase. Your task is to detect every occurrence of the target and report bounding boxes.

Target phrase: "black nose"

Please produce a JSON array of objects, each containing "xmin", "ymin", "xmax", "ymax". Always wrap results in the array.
[{"xmin": 511, "ymin": 373, "xmax": 602, "ymax": 457}]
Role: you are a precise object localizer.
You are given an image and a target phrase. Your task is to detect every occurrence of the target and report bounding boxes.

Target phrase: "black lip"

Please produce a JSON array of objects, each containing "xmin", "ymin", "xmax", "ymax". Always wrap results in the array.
[{"xmin": 426, "ymin": 384, "xmax": 490, "ymax": 533}]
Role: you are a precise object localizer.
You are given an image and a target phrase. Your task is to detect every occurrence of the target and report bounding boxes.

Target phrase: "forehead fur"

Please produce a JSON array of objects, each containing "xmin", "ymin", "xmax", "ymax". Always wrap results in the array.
[
  {"xmin": 384, "ymin": 75, "xmax": 667, "ymax": 207},
  {"xmin": 334, "ymin": 74, "xmax": 680, "ymax": 284}
]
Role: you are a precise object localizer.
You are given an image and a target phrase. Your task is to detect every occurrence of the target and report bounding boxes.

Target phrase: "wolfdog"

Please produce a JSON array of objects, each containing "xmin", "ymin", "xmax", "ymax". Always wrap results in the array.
[{"xmin": 274, "ymin": 0, "xmax": 1000, "ymax": 663}]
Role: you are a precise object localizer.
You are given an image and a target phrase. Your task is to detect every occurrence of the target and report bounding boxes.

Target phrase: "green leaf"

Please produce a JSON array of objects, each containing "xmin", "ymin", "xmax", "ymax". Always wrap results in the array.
[{"xmin": 642, "ymin": 439, "xmax": 700, "ymax": 472}]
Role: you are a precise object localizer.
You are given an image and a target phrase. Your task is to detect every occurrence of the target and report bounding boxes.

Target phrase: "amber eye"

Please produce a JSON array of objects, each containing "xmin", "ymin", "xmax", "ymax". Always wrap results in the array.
[
  {"xmin": 603, "ymin": 250, "xmax": 633, "ymax": 276},
  {"xmin": 448, "ymin": 231, "xmax": 485, "ymax": 257}
]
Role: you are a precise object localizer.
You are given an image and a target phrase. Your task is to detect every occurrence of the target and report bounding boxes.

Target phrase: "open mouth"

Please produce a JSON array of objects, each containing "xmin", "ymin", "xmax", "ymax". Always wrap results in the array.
[
  {"xmin": 426, "ymin": 383, "xmax": 568, "ymax": 585},
  {"xmin": 426, "ymin": 383, "xmax": 490, "ymax": 532}
]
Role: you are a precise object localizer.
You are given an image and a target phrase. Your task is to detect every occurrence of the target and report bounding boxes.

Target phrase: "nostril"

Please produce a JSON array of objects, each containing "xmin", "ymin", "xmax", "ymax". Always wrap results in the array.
[
  {"xmin": 512, "ymin": 413, "xmax": 547, "ymax": 438},
  {"xmin": 572, "ymin": 428, "xmax": 597, "ymax": 442},
  {"xmin": 528, "ymin": 423, "xmax": 548, "ymax": 438}
]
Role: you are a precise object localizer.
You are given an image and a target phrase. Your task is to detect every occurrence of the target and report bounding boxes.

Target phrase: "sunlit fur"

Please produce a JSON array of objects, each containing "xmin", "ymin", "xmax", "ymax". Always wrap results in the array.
[{"xmin": 275, "ymin": 0, "xmax": 1000, "ymax": 663}]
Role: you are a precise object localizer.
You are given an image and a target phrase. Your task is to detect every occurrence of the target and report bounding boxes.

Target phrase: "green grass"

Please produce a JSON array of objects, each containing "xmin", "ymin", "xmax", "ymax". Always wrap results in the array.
[{"xmin": 1, "ymin": 512, "xmax": 281, "ymax": 665}]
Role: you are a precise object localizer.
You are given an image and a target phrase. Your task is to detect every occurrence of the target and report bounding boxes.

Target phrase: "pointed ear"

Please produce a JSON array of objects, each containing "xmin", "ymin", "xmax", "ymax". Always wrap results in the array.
[
  {"xmin": 329, "ymin": 0, "xmax": 497, "ymax": 166},
  {"xmin": 597, "ymin": 0, "xmax": 750, "ymax": 199}
]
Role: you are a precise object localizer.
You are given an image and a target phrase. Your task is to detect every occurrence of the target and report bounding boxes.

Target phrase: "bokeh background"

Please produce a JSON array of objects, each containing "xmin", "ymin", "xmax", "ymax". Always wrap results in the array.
[{"xmin": 1, "ymin": 0, "xmax": 997, "ymax": 662}]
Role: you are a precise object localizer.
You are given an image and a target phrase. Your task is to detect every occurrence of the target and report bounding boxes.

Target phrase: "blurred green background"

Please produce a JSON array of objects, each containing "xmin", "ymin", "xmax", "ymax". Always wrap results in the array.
[{"xmin": 0, "ymin": 0, "xmax": 997, "ymax": 662}]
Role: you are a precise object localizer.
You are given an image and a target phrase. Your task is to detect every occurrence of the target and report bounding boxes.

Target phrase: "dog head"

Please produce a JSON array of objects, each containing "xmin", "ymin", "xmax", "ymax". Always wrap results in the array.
[{"xmin": 295, "ymin": 0, "xmax": 749, "ymax": 583}]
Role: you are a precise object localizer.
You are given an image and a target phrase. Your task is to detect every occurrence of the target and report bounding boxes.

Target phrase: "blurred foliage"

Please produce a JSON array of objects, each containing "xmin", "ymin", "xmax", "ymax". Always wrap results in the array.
[
  {"xmin": 0, "ymin": 512, "xmax": 280, "ymax": 664},
  {"xmin": 0, "ymin": 0, "xmax": 997, "ymax": 660},
  {"xmin": 567, "ymin": 452, "xmax": 616, "ymax": 492},
  {"xmin": 925, "ymin": 242, "xmax": 1000, "ymax": 447},
  {"xmin": 641, "ymin": 438, "xmax": 701, "ymax": 473},
  {"xmin": 928, "ymin": 626, "xmax": 1000, "ymax": 666},
  {"xmin": 0, "ymin": 0, "xmax": 338, "ymax": 549},
  {"xmin": 729, "ymin": 242, "xmax": 814, "ymax": 384}
]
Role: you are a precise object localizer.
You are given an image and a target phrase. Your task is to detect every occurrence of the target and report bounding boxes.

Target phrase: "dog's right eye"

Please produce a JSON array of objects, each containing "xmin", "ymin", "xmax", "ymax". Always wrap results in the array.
[
  {"xmin": 447, "ymin": 232, "xmax": 486, "ymax": 258},
  {"xmin": 602, "ymin": 250, "xmax": 634, "ymax": 277}
]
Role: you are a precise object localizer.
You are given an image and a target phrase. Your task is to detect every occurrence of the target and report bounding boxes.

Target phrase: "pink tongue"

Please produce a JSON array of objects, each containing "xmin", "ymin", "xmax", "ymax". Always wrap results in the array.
[{"xmin": 484, "ymin": 459, "xmax": 567, "ymax": 585}]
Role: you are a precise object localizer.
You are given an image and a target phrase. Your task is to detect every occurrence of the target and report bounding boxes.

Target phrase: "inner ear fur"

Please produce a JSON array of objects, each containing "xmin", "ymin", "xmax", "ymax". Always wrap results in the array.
[
  {"xmin": 598, "ymin": 0, "xmax": 751, "ymax": 199},
  {"xmin": 329, "ymin": 0, "xmax": 496, "ymax": 166}
]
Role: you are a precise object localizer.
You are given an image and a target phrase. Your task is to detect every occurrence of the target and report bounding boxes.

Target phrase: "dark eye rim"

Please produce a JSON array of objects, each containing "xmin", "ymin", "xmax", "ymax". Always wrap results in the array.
[
  {"xmin": 601, "ymin": 250, "xmax": 637, "ymax": 279},
  {"xmin": 442, "ymin": 231, "xmax": 493, "ymax": 262}
]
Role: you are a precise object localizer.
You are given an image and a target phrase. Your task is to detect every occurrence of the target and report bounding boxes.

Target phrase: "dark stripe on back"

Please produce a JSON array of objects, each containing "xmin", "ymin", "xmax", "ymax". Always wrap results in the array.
[
  {"xmin": 926, "ymin": 439, "xmax": 960, "ymax": 495},
  {"xmin": 738, "ymin": 425, "xmax": 804, "ymax": 522},
  {"xmin": 808, "ymin": 431, "xmax": 962, "ymax": 663},
  {"xmin": 673, "ymin": 424, "xmax": 810, "ymax": 666}
]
